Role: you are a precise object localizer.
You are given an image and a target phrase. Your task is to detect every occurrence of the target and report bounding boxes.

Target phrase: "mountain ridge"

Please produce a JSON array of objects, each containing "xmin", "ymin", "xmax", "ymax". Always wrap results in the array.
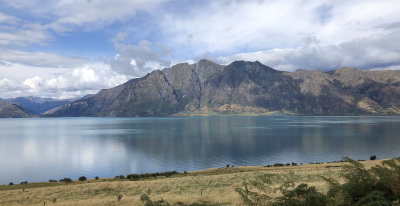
[{"xmin": 45, "ymin": 59, "xmax": 400, "ymax": 117}]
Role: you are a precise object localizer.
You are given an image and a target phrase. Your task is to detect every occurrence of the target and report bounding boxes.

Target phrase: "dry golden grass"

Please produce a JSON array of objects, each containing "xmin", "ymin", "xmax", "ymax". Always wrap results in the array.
[{"xmin": 0, "ymin": 160, "xmax": 385, "ymax": 206}]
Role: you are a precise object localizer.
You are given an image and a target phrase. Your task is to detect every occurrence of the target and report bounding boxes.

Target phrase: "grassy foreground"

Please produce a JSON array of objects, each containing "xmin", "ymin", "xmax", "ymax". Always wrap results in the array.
[{"xmin": 0, "ymin": 160, "xmax": 388, "ymax": 205}]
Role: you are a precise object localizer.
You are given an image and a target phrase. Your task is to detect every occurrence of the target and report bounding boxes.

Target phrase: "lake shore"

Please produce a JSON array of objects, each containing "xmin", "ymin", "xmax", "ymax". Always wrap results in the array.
[{"xmin": 0, "ymin": 159, "xmax": 386, "ymax": 206}]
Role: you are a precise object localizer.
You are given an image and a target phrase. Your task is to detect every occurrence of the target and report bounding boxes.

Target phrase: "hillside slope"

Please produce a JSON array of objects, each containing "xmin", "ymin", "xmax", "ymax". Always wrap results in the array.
[{"xmin": 0, "ymin": 100, "xmax": 32, "ymax": 118}]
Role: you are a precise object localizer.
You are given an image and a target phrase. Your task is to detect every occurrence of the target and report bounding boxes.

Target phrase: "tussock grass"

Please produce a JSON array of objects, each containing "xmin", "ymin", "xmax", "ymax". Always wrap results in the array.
[{"xmin": 0, "ymin": 160, "xmax": 385, "ymax": 206}]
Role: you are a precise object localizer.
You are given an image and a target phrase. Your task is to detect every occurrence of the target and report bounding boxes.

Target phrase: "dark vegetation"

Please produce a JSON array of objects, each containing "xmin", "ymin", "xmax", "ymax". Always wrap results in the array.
[
  {"xmin": 59, "ymin": 178, "xmax": 72, "ymax": 183},
  {"xmin": 78, "ymin": 176, "xmax": 87, "ymax": 181},
  {"xmin": 126, "ymin": 171, "xmax": 178, "ymax": 180},
  {"xmin": 236, "ymin": 156, "xmax": 400, "ymax": 206}
]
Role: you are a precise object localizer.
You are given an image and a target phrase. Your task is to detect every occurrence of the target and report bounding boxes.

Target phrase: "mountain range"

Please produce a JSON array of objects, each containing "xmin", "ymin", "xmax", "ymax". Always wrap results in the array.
[
  {"xmin": 0, "ymin": 96, "xmax": 90, "ymax": 118},
  {"xmin": 43, "ymin": 59, "xmax": 400, "ymax": 117}
]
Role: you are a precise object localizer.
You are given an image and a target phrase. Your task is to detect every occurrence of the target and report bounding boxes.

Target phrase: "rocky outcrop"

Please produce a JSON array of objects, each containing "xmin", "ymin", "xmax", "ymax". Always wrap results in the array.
[{"xmin": 45, "ymin": 60, "xmax": 400, "ymax": 117}]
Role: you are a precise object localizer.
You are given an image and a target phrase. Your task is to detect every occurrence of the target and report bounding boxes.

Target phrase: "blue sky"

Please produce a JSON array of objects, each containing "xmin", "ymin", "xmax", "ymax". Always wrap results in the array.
[{"xmin": 0, "ymin": 0, "xmax": 400, "ymax": 98}]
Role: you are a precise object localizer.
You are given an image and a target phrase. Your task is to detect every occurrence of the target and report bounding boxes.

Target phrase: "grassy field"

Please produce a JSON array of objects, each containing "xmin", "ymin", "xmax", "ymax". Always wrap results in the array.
[{"xmin": 0, "ymin": 160, "xmax": 385, "ymax": 206}]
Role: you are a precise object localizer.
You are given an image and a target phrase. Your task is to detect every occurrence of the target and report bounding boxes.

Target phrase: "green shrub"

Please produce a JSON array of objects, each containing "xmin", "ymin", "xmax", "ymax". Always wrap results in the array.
[
  {"xmin": 235, "ymin": 173, "xmax": 275, "ymax": 205},
  {"xmin": 95, "ymin": 176, "xmax": 99, "ymax": 180},
  {"xmin": 78, "ymin": 176, "xmax": 87, "ymax": 181},
  {"xmin": 274, "ymin": 184, "xmax": 326, "ymax": 206},
  {"xmin": 236, "ymin": 156, "xmax": 400, "ymax": 206},
  {"xmin": 8, "ymin": 182, "xmax": 13, "ymax": 185},
  {"xmin": 115, "ymin": 175, "xmax": 125, "ymax": 179},
  {"xmin": 59, "ymin": 178, "xmax": 72, "ymax": 183},
  {"xmin": 324, "ymin": 156, "xmax": 400, "ymax": 206},
  {"xmin": 127, "ymin": 174, "xmax": 140, "ymax": 180},
  {"xmin": 273, "ymin": 163, "xmax": 284, "ymax": 167}
]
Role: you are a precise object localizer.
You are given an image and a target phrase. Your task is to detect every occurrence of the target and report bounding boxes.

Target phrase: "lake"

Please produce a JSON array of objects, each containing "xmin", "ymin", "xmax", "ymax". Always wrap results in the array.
[{"xmin": 0, "ymin": 116, "xmax": 400, "ymax": 184}]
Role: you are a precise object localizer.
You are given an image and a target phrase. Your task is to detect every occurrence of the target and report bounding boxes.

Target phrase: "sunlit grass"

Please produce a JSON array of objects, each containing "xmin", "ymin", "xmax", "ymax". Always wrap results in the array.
[{"xmin": 0, "ymin": 160, "xmax": 385, "ymax": 205}]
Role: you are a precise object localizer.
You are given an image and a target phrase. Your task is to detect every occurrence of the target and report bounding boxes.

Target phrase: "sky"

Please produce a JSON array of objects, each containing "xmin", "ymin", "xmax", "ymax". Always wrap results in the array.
[{"xmin": 0, "ymin": 0, "xmax": 400, "ymax": 99}]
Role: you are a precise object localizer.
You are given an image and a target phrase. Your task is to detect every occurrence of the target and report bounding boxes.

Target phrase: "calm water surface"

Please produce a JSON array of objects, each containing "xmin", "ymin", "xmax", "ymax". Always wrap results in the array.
[{"xmin": 1, "ymin": 116, "xmax": 400, "ymax": 184}]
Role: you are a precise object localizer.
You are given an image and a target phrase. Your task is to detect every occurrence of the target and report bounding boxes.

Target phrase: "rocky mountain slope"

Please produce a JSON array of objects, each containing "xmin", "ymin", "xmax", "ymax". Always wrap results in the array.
[
  {"xmin": 0, "ymin": 100, "xmax": 32, "ymax": 118},
  {"xmin": 45, "ymin": 60, "xmax": 400, "ymax": 117}
]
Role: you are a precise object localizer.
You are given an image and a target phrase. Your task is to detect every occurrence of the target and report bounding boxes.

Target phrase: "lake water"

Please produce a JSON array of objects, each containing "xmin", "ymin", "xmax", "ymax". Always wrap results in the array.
[{"xmin": 0, "ymin": 116, "xmax": 400, "ymax": 184}]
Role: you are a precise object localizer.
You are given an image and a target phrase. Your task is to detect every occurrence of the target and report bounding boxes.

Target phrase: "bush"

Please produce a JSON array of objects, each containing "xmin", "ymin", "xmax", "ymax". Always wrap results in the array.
[
  {"xmin": 236, "ymin": 156, "xmax": 400, "ymax": 206},
  {"xmin": 8, "ymin": 182, "xmax": 13, "ymax": 185},
  {"xmin": 370, "ymin": 155, "xmax": 377, "ymax": 160},
  {"xmin": 78, "ymin": 176, "xmax": 87, "ymax": 181},
  {"xmin": 20, "ymin": 181, "xmax": 28, "ymax": 184},
  {"xmin": 324, "ymin": 156, "xmax": 400, "ymax": 205},
  {"xmin": 127, "ymin": 171, "xmax": 179, "ymax": 181},
  {"xmin": 49, "ymin": 179, "xmax": 57, "ymax": 182},
  {"xmin": 273, "ymin": 163, "xmax": 284, "ymax": 167},
  {"xmin": 59, "ymin": 178, "xmax": 72, "ymax": 183},
  {"xmin": 95, "ymin": 176, "xmax": 99, "ymax": 180},
  {"xmin": 115, "ymin": 175, "xmax": 125, "ymax": 179},
  {"xmin": 127, "ymin": 174, "xmax": 140, "ymax": 180},
  {"xmin": 274, "ymin": 184, "xmax": 326, "ymax": 206}
]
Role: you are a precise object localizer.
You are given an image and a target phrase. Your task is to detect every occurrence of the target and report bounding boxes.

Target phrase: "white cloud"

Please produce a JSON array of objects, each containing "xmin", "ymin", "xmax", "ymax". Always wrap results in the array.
[
  {"xmin": 0, "ymin": 62, "xmax": 129, "ymax": 99},
  {"xmin": 218, "ymin": 29, "xmax": 400, "ymax": 71},
  {"xmin": 110, "ymin": 38, "xmax": 171, "ymax": 76},
  {"xmin": 161, "ymin": 0, "xmax": 400, "ymax": 58},
  {"xmin": 1, "ymin": 0, "xmax": 169, "ymax": 32},
  {"xmin": 0, "ymin": 23, "xmax": 50, "ymax": 48},
  {"xmin": 0, "ymin": 50, "xmax": 88, "ymax": 67},
  {"xmin": 0, "ymin": 12, "xmax": 19, "ymax": 24}
]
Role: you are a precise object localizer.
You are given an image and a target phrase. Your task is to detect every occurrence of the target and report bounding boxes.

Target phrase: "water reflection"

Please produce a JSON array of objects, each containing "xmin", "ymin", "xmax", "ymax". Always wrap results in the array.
[{"xmin": 0, "ymin": 116, "xmax": 400, "ymax": 184}]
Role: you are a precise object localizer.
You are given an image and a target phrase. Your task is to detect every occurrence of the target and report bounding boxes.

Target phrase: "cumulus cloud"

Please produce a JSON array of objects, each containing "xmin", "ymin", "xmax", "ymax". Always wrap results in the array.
[{"xmin": 0, "ymin": 63, "xmax": 129, "ymax": 99}]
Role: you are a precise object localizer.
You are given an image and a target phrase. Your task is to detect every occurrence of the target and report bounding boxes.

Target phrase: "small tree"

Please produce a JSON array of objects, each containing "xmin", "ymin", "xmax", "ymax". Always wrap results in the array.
[
  {"xmin": 78, "ymin": 176, "xmax": 87, "ymax": 181},
  {"xmin": 59, "ymin": 178, "xmax": 72, "ymax": 183}
]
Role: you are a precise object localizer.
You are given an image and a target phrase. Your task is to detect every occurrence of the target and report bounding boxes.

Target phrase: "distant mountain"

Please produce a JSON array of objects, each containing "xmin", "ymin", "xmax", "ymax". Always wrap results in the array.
[
  {"xmin": 45, "ymin": 59, "xmax": 400, "ymax": 117},
  {"xmin": 7, "ymin": 97, "xmax": 71, "ymax": 115},
  {"xmin": 0, "ymin": 100, "xmax": 32, "ymax": 118}
]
